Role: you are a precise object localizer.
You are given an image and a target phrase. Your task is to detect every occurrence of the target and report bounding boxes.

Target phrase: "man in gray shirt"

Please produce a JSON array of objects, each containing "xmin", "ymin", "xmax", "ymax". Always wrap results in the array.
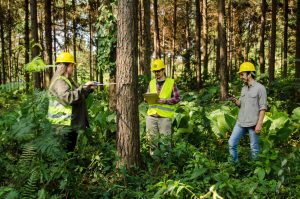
[{"xmin": 228, "ymin": 62, "xmax": 267, "ymax": 162}]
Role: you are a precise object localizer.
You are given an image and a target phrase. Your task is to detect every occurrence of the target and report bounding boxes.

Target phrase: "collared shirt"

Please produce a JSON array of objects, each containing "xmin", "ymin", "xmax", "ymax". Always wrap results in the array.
[
  {"xmin": 147, "ymin": 79, "xmax": 180, "ymax": 105},
  {"xmin": 237, "ymin": 81, "xmax": 267, "ymax": 127}
]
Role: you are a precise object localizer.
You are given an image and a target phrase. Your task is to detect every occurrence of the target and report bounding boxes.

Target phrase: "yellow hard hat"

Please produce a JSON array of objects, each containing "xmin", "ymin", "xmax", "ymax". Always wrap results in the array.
[
  {"xmin": 151, "ymin": 59, "xmax": 165, "ymax": 71},
  {"xmin": 56, "ymin": 52, "xmax": 75, "ymax": 64},
  {"xmin": 238, "ymin": 62, "xmax": 255, "ymax": 73}
]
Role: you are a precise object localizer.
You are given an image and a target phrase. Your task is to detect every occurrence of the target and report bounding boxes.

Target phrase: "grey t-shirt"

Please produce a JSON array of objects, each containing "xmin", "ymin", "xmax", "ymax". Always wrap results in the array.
[{"xmin": 237, "ymin": 81, "xmax": 267, "ymax": 127}]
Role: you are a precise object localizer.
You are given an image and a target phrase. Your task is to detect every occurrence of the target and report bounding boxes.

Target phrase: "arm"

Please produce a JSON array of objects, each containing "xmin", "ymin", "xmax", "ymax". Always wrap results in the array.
[
  {"xmin": 255, "ymin": 86, "xmax": 268, "ymax": 133},
  {"xmin": 255, "ymin": 110, "xmax": 265, "ymax": 134},
  {"xmin": 157, "ymin": 83, "xmax": 180, "ymax": 105}
]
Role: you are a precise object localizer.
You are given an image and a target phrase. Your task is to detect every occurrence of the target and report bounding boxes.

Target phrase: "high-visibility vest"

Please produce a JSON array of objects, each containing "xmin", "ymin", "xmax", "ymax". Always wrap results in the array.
[
  {"xmin": 147, "ymin": 78, "xmax": 176, "ymax": 118},
  {"xmin": 47, "ymin": 76, "xmax": 73, "ymax": 126}
]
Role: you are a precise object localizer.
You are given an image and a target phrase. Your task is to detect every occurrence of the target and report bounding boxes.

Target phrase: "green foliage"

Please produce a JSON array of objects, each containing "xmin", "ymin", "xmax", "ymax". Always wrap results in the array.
[
  {"xmin": 25, "ymin": 56, "xmax": 46, "ymax": 72},
  {"xmin": 0, "ymin": 78, "xmax": 299, "ymax": 198},
  {"xmin": 96, "ymin": 1, "xmax": 117, "ymax": 75}
]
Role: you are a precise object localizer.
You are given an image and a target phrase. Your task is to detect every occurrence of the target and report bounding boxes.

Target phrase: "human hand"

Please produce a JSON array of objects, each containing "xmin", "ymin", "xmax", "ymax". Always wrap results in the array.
[
  {"xmin": 84, "ymin": 81, "xmax": 97, "ymax": 89},
  {"xmin": 255, "ymin": 123, "xmax": 263, "ymax": 134}
]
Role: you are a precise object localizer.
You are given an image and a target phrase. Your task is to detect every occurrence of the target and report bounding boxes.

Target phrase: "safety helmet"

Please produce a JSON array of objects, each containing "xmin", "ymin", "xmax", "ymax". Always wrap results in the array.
[
  {"xmin": 238, "ymin": 62, "xmax": 255, "ymax": 73},
  {"xmin": 151, "ymin": 59, "xmax": 165, "ymax": 71},
  {"xmin": 56, "ymin": 52, "xmax": 75, "ymax": 64}
]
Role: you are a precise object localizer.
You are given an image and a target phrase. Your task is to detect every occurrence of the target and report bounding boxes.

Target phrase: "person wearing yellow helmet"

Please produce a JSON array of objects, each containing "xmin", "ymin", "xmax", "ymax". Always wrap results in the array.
[
  {"xmin": 47, "ymin": 52, "xmax": 96, "ymax": 152},
  {"xmin": 145, "ymin": 59, "xmax": 180, "ymax": 154},
  {"xmin": 228, "ymin": 61, "xmax": 267, "ymax": 162}
]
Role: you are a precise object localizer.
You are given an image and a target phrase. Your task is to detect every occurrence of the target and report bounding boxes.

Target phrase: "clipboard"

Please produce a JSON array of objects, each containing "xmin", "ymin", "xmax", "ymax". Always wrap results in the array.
[{"xmin": 143, "ymin": 93, "xmax": 158, "ymax": 104}]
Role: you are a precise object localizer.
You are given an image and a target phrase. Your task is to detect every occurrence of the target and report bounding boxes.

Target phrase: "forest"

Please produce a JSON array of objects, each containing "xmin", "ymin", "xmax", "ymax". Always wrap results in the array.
[{"xmin": 0, "ymin": 0, "xmax": 300, "ymax": 198}]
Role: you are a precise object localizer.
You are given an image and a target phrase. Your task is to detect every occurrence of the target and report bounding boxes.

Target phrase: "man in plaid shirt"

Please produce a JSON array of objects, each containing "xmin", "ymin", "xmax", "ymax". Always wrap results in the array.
[{"xmin": 145, "ymin": 59, "xmax": 180, "ymax": 153}]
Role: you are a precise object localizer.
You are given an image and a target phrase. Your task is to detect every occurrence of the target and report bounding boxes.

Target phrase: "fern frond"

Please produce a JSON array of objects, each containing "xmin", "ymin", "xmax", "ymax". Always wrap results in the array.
[
  {"xmin": 22, "ymin": 170, "xmax": 39, "ymax": 199},
  {"xmin": 19, "ymin": 144, "xmax": 37, "ymax": 165}
]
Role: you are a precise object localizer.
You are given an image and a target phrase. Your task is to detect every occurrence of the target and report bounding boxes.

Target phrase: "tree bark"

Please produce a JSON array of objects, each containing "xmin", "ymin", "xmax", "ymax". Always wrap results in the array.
[
  {"xmin": 269, "ymin": 0, "xmax": 277, "ymax": 83},
  {"xmin": 0, "ymin": 2, "xmax": 5, "ymax": 84},
  {"xmin": 171, "ymin": 0, "xmax": 177, "ymax": 79},
  {"xmin": 31, "ymin": 0, "xmax": 41, "ymax": 89},
  {"xmin": 202, "ymin": 0, "xmax": 208, "ymax": 81},
  {"xmin": 143, "ymin": 0, "xmax": 151, "ymax": 78},
  {"xmin": 116, "ymin": 0, "xmax": 140, "ymax": 169},
  {"xmin": 259, "ymin": 0, "xmax": 266, "ymax": 74},
  {"xmin": 218, "ymin": 0, "xmax": 228, "ymax": 100},
  {"xmin": 138, "ymin": 0, "xmax": 144, "ymax": 74},
  {"xmin": 89, "ymin": 0, "xmax": 93, "ymax": 80},
  {"xmin": 195, "ymin": 0, "xmax": 202, "ymax": 89},
  {"xmin": 283, "ymin": 0, "xmax": 288, "ymax": 77},
  {"xmin": 63, "ymin": 0, "xmax": 67, "ymax": 48},
  {"xmin": 296, "ymin": 0, "xmax": 300, "ymax": 78},
  {"xmin": 153, "ymin": 0, "xmax": 161, "ymax": 58},
  {"xmin": 44, "ymin": 0, "xmax": 52, "ymax": 88},
  {"xmin": 24, "ymin": 0, "xmax": 30, "ymax": 91},
  {"xmin": 72, "ymin": 0, "xmax": 77, "ymax": 82}
]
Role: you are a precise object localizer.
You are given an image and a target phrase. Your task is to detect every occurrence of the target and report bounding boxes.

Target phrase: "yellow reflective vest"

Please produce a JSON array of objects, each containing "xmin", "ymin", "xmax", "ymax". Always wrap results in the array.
[
  {"xmin": 47, "ymin": 76, "xmax": 73, "ymax": 126},
  {"xmin": 147, "ymin": 78, "xmax": 176, "ymax": 118}
]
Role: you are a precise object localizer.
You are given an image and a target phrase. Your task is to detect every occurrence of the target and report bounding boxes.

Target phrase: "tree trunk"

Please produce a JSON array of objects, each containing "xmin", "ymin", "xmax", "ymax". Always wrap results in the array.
[
  {"xmin": 44, "ymin": 0, "xmax": 52, "ymax": 88},
  {"xmin": 296, "ymin": 0, "xmax": 300, "ymax": 78},
  {"xmin": 89, "ymin": 0, "xmax": 93, "ymax": 80},
  {"xmin": 143, "ymin": 0, "xmax": 151, "ymax": 78},
  {"xmin": 171, "ymin": 0, "xmax": 177, "ymax": 79},
  {"xmin": 184, "ymin": 1, "xmax": 191, "ymax": 73},
  {"xmin": 283, "ymin": 0, "xmax": 288, "ymax": 77},
  {"xmin": 53, "ymin": 0, "xmax": 57, "ymax": 59},
  {"xmin": 153, "ymin": 0, "xmax": 161, "ymax": 58},
  {"xmin": 31, "ymin": 0, "xmax": 41, "ymax": 89},
  {"xmin": 116, "ymin": 0, "xmax": 140, "ymax": 169},
  {"xmin": 269, "ymin": 0, "xmax": 277, "ymax": 83},
  {"xmin": 218, "ymin": 0, "xmax": 228, "ymax": 100},
  {"xmin": 63, "ymin": 0, "xmax": 67, "ymax": 48},
  {"xmin": 227, "ymin": 0, "xmax": 233, "ymax": 80},
  {"xmin": 259, "ymin": 0, "xmax": 266, "ymax": 74},
  {"xmin": 195, "ymin": 0, "xmax": 202, "ymax": 89},
  {"xmin": 138, "ymin": 0, "xmax": 144, "ymax": 74},
  {"xmin": 8, "ymin": 1, "xmax": 12, "ymax": 82},
  {"xmin": 0, "ymin": 2, "xmax": 6, "ymax": 84},
  {"xmin": 72, "ymin": 0, "xmax": 77, "ymax": 82},
  {"xmin": 24, "ymin": 0, "xmax": 30, "ymax": 91},
  {"xmin": 202, "ymin": 0, "xmax": 208, "ymax": 81}
]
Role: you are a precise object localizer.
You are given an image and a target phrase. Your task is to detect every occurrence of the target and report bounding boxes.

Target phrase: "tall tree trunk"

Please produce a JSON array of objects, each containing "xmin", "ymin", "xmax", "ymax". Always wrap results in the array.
[
  {"xmin": 44, "ymin": 0, "xmax": 52, "ymax": 88},
  {"xmin": 227, "ymin": 0, "xmax": 233, "ymax": 80},
  {"xmin": 202, "ymin": 0, "xmax": 208, "ymax": 81},
  {"xmin": 283, "ymin": 0, "xmax": 288, "ymax": 77},
  {"xmin": 138, "ymin": 0, "xmax": 144, "ymax": 74},
  {"xmin": 8, "ymin": 1, "xmax": 12, "ymax": 82},
  {"xmin": 31, "ymin": 0, "xmax": 41, "ymax": 89},
  {"xmin": 218, "ymin": 0, "xmax": 228, "ymax": 100},
  {"xmin": 184, "ymin": 1, "xmax": 190, "ymax": 72},
  {"xmin": 143, "ymin": 0, "xmax": 151, "ymax": 78},
  {"xmin": 259, "ymin": 0, "xmax": 266, "ymax": 74},
  {"xmin": 72, "ymin": 0, "xmax": 77, "ymax": 82},
  {"xmin": 53, "ymin": 0, "xmax": 57, "ymax": 59},
  {"xmin": 171, "ymin": 0, "xmax": 177, "ymax": 79},
  {"xmin": 63, "ymin": 0, "xmax": 67, "ymax": 48},
  {"xmin": 0, "ymin": 3, "xmax": 5, "ymax": 84},
  {"xmin": 89, "ymin": 0, "xmax": 93, "ymax": 80},
  {"xmin": 153, "ymin": 0, "xmax": 161, "ymax": 58},
  {"xmin": 24, "ymin": 0, "xmax": 30, "ymax": 91},
  {"xmin": 296, "ymin": 0, "xmax": 300, "ymax": 78},
  {"xmin": 116, "ymin": 0, "xmax": 140, "ymax": 169},
  {"xmin": 269, "ymin": 0, "xmax": 277, "ymax": 82},
  {"xmin": 195, "ymin": 0, "xmax": 202, "ymax": 89}
]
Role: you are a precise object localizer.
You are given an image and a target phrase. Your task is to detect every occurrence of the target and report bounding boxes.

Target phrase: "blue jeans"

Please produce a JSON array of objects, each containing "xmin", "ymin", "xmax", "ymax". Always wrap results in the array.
[{"xmin": 228, "ymin": 123, "xmax": 260, "ymax": 162}]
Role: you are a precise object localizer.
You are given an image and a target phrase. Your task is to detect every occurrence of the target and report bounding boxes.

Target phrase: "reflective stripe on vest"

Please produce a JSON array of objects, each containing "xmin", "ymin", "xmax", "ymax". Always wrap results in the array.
[
  {"xmin": 47, "ymin": 76, "xmax": 73, "ymax": 126},
  {"xmin": 147, "ymin": 78, "xmax": 175, "ymax": 118}
]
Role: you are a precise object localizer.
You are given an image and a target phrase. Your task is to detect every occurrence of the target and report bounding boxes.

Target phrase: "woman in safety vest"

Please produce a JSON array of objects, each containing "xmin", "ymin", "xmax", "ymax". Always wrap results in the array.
[
  {"xmin": 145, "ymin": 59, "xmax": 180, "ymax": 153},
  {"xmin": 48, "ymin": 52, "xmax": 95, "ymax": 152}
]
